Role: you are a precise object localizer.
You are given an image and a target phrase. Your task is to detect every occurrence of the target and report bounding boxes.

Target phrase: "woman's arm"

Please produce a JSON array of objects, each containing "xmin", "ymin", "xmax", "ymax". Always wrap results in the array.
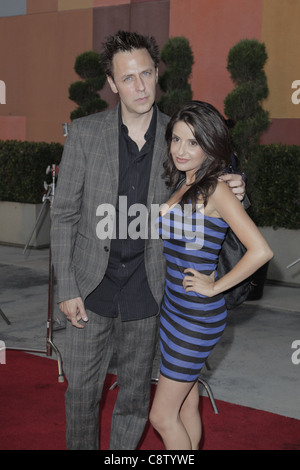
[{"xmin": 183, "ymin": 181, "xmax": 273, "ymax": 297}]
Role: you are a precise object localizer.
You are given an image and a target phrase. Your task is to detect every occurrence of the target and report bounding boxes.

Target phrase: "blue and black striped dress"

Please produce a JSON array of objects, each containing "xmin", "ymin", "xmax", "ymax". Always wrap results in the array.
[{"xmin": 157, "ymin": 203, "xmax": 229, "ymax": 382}]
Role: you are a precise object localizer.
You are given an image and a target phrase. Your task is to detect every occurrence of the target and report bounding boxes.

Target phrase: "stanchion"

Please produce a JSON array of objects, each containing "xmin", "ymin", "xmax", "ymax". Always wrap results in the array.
[
  {"xmin": 0, "ymin": 308, "xmax": 11, "ymax": 325},
  {"xmin": 6, "ymin": 164, "xmax": 64, "ymax": 383},
  {"xmin": 287, "ymin": 258, "xmax": 300, "ymax": 269}
]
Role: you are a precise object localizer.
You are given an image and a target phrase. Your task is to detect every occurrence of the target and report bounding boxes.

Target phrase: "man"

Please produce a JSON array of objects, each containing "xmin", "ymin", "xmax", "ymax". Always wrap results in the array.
[{"xmin": 51, "ymin": 30, "xmax": 245, "ymax": 450}]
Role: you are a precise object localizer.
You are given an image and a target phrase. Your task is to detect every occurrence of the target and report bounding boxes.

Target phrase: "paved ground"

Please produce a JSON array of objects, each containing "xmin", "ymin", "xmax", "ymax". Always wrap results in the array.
[{"xmin": 0, "ymin": 245, "xmax": 299, "ymax": 419}]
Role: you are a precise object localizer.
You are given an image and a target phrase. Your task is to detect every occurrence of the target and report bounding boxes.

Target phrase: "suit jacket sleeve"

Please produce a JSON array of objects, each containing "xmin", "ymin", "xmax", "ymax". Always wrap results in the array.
[{"xmin": 50, "ymin": 119, "xmax": 85, "ymax": 302}]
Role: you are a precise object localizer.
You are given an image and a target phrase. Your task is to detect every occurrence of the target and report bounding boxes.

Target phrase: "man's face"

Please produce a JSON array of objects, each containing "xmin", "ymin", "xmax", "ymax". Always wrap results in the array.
[{"xmin": 107, "ymin": 48, "xmax": 158, "ymax": 119}]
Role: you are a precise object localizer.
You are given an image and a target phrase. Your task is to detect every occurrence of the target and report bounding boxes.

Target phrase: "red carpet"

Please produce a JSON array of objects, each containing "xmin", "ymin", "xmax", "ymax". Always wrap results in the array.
[{"xmin": 1, "ymin": 351, "xmax": 299, "ymax": 450}]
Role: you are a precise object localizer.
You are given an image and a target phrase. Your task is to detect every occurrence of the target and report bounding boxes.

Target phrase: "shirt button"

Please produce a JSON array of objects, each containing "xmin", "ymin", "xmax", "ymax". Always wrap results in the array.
[
  {"xmin": 121, "ymin": 264, "xmax": 126, "ymax": 268},
  {"xmin": 104, "ymin": 246, "xmax": 109, "ymax": 252},
  {"xmin": 132, "ymin": 186, "xmax": 135, "ymax": 190}
]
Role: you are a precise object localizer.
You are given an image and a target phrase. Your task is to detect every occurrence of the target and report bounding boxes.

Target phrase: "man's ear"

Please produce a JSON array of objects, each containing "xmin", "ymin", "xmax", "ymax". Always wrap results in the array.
[{"xmin": 107, "ymin": 75, "xmax": 118, "ymax": 94}]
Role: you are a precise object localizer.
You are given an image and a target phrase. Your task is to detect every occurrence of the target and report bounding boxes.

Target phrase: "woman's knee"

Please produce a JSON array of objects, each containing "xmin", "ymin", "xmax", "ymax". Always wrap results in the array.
[
  {"xmin": 149, "ymin": 406, "xmax": 160, "ymax": 431},
  {"xmin": 149, "ymin": 406, "xmax": 173, "ymax": 435}
]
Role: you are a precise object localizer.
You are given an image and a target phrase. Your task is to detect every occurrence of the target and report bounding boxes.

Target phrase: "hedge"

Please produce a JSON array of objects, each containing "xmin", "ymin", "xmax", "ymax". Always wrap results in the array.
[
  {"xmin": 0, "ymin": 140, "xmax": 299, "ymax": 230},
  {"xmin": 246, "ymin": 144, "xmax": 300, "ymax": 230},
  {"xmin": 0, "ymin": 140, "xmax": 63, "ymax": 204}
]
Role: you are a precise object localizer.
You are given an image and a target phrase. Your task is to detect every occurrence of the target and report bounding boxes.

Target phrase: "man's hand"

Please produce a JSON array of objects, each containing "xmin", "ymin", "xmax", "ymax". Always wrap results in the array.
[
  {"xmin": 219, "ymin": 173, "xmax": 246, "ymax": 201},
  {"xmin": 59, "ymin": 297, "xmax": 89, "ymax": 329}
]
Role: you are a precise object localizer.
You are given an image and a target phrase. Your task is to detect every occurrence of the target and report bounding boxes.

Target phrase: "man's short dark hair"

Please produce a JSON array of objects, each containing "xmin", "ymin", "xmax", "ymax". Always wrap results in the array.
[{"xmin": 101, "ymin": 30, "xmax": 160, "ymax": 78}]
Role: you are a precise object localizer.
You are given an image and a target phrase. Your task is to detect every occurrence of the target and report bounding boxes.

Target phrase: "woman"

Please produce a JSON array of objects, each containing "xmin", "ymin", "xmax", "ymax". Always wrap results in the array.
[{"xmin": 149, "ymin": 101, "xmax": 273, "ymax": 450}]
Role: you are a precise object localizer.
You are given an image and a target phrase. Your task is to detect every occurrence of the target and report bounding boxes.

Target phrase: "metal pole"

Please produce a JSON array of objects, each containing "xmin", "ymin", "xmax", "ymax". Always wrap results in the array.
[{"xmin": 6, "ymin": 164, "xmax": 64, "ymax": 384}]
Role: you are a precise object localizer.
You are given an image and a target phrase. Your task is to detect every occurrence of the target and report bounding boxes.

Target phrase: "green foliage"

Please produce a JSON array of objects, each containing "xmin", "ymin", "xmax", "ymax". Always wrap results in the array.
[
  {"xmin": 69, "ymin": 51, "xmax": 108, "ymax": 120},
  {"xmin": 246, "ymin": 144, "xmax": 300, "ymax": 229},
  {"xmin": 0, "ymin": 140, "xmax": 63, "ymax": 204},
  {"xmin": 158, "ymin": 37, "xmax": 194, "ymax": 116},
  {"xmin": 230, "ymin": 109, "xmax": 270, "ymax": 162},
  {"xmin": 158, "ymin": 88, "xmax": 193, "ymax": 117},
  {"xmin": 224, "ymin": 39, "xmax": 300, "ymax": 230},
  {"xmin": 227, "ymin": 39, "xmax": 268, "ymax": 84},
  {"xmin": 224, "ymin": 79, "xmax": 269, "ymax": 121},
  {"xmin": 74, "ymin": 51, "xmax": 106, "ymax": 80},
  {"xmin": 224, "ymin": 39, "xmax": 270, "ymax": 167}
]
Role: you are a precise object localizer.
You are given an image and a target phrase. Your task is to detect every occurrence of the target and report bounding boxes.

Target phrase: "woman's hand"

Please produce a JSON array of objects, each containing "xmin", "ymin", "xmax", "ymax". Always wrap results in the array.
[{"xmin": 183, "ymin": 269, "xmax": 216, "ymax": 297}]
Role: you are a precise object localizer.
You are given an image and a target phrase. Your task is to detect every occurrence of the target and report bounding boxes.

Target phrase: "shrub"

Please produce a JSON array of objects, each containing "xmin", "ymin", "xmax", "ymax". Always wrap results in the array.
[
  {"xmin": 246, "ymin": 144, "xmax": 300, "ymax": 229},
  {"xmin": 0, "ymin": 140, "xmax": 63, "ymax": 204},
  {"xmin": 224, "ymin": 39, "xmax": 270, "ymax": 168},
  {"xmin": 158, "ymin": 37, "xmax": 194, "ymax": 116},
  {"xmin": 224, "ymin": 39, "xmax": 300, "ymax": 230},
  {"xmin": 69, "ymin": 51, "xmax": 108, "ymax": 120}
]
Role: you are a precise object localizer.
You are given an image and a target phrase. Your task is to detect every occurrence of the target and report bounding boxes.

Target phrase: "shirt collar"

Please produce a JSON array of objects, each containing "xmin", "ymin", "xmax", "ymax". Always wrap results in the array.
[{"xmin": 119, "ymin": 103, "xmax": 157, "ymax": 142}]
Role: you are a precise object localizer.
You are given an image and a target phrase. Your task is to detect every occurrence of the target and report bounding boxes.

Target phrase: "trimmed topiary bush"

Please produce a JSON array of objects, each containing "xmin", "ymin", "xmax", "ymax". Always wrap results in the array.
[
  {"xmin": 224, "ymin": 39, "xmax": 270, "ymax": 169},
  {"xmin": 158, "ymin": 36, "xmax": 194, "ymax": 116},
  {"xmin": 69, "ymin": 51, "xmax": 108, "ymax": 120}
]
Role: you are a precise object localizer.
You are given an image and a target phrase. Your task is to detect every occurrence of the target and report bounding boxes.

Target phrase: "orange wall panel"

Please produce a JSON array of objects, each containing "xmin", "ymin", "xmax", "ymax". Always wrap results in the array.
[
  {"xmin": 261, "ymin": 118, "xmax": 300, "ymax": 146},
  {"xmin": 169, "ymin": 0, "xmax": 263, "ymax": 115},
  {"xmin": 58, "ymin": 0, "xmax": 93, "ymax": 10},
  {"xmin": 1, "ymin": 0, "xmax": 299, "ymax": 147},
  {"xmin": 0, "ymin": 116, "xmax": 26, "ymax": 141},
  {"xmin": 0, "ymin": 10, "xmax": 93, "ymax": 143},
  {"xmin": 261, "ymin": 0, "xmax": 300, "ymax": 119},
  {"xmin": 27, "ymin": 0, "xmax": 58, "ymax": 14},
  {"xmin": 93, "ymin": 0, "xmax": 130, "ymax": 6}
]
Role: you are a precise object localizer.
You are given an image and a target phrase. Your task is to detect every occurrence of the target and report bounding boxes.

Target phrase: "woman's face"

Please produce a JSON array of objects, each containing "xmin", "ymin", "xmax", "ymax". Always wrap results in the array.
[{"xmin": 170, "ymin": 120, "xmax": 207, "ymax": 184}]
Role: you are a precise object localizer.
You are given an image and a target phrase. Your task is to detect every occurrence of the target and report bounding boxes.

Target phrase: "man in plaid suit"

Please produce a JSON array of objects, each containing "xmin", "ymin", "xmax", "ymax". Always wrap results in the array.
[{"xmin": 51, "ymin": 30, "xmax": 245, "ymax": 450}]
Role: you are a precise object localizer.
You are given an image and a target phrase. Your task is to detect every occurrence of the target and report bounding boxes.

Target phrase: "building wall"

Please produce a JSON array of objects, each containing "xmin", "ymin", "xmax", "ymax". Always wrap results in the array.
[
  {"xmin": 260, "ymin": 0, "xmax": 300, "ymax": 144},
  {"xmin": 0, "ymin": 5, "xmax": 93, "ymax": 143},
  {"xmin": 169, "ymin": 0, "xmax": 300, "ymax": 145},
  {"xmin": 0, "ymin": 0, "xmax": 299, "ymax": 145},
  {"xmin": 169, "ymin": 0, "xmax": 263, "ymax": 116}
]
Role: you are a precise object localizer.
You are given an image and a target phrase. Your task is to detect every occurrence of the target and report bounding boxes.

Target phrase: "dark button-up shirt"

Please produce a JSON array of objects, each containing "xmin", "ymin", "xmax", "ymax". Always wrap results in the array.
[{"xmin": 85, "ymin": 105, "xmax": 159, "ymax": 321}]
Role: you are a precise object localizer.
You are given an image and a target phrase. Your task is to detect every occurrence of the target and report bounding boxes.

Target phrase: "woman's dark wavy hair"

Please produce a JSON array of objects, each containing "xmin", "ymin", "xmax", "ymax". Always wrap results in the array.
[{"xmin": 163, "ymin": 100, "xmax": 232, "ymax": 209}]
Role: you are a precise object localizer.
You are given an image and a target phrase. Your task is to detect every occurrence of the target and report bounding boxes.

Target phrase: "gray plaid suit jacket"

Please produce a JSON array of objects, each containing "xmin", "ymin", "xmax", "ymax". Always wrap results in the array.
[{"xmin": 50, "ymin": 105, "xmax": 171, "ymax": 307}]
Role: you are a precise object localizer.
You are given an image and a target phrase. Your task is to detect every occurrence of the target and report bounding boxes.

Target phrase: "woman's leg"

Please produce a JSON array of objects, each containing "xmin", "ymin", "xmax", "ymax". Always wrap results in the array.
[
  {"xmin": 149, "ymin": 375, "xmax": 200, "ymax": 450},
  {"xmin": 180, "ymin": 381, "xmax": 201, "ymax": 450}
]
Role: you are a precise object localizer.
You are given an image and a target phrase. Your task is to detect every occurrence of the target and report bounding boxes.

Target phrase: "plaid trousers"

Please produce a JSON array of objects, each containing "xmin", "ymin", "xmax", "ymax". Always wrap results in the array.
[{"xmin": 63, "ymin": 310, "xmax": 159, "ymax": 450}]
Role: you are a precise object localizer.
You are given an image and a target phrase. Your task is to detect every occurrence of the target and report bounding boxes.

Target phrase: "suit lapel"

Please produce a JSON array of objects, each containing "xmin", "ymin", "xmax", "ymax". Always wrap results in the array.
[
  {"xmin": 100, "ymin": 106, "xmax": 119, "ymax": 189},
  {"xmin": 147, "ymin": 110, "xmax": 168, "ymax": 208}
]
